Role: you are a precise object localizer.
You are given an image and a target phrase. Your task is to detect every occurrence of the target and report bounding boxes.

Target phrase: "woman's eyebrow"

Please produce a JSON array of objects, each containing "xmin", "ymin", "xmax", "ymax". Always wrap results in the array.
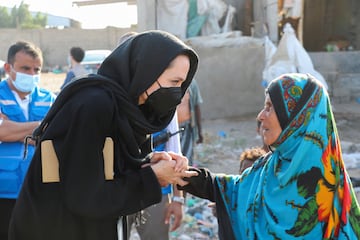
[{"xmin": 174, "ymin": 76, "xmax": 185, "ymax": 82}]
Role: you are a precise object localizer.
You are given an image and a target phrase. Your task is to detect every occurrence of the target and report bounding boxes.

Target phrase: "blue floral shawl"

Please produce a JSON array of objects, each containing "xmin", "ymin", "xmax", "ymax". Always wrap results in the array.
[{"xmin": 216, "ymin": 73, "xmax": 360, "ymax": 239}]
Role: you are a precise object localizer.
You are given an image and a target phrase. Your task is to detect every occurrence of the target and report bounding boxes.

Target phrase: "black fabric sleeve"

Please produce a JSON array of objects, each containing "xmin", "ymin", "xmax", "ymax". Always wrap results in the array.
[
  {"xmin": 179, "ymin": 167, "xmax": 236, "ymax": 240},
  {"xmin": 178, "ymin": 167, "xmax": 216, "ymax": 202},
  {"xmin": 48, "ymin": 88, "xmax": 162, "ymax": 219}
]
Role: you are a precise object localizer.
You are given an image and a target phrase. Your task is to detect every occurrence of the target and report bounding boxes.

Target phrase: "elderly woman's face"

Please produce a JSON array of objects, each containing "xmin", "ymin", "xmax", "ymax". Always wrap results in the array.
[{"xmin": 257, "ymin": 94, "xmax": 282, "ymax": 146}]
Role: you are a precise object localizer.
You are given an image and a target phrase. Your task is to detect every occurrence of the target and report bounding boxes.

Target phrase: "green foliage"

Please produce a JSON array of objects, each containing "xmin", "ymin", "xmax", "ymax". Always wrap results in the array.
[
  {"xmin": 0, "ymin": 7, "xmax": 12, "ymax": 28},
  {"xmin": 33, "ymin": 12, "xmax": 47, "ymax": 27},
  {"xmin": 0, "ymin": 1, "xmax": 47, "ymax": 29}
]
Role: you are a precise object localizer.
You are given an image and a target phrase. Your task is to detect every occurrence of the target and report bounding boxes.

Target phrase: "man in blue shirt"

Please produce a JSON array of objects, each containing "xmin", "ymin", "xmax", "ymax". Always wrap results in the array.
[{"xmin": 0, "ymin": 41, "xmax": 56, "ymax": 239}]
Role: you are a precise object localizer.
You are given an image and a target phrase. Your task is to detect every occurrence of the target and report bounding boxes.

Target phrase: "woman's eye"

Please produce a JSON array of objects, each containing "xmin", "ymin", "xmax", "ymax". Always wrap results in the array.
[{"xmin": 172, "ymin": 80, "xmax": 181, "ymax": 85}]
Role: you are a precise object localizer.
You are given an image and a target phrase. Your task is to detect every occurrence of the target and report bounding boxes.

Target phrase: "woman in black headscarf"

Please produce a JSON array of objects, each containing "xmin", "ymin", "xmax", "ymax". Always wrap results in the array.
[{"xmin": 9, "ymin": 30, "xmax": 199, "ymax": 240}]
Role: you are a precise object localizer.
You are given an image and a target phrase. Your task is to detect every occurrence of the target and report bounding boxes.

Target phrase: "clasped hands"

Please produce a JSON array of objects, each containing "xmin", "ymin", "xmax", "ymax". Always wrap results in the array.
[{"xmin": 146, "ymin": 151, "xmax": 198, "ymax": 187}]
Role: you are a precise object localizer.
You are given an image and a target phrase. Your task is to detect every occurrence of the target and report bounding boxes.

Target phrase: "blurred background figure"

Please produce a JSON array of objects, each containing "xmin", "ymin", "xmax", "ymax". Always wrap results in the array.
[
  {"xmin": 177, "ymin": 79, "xmax": 203, "ymax": 166},
  {"xmin": 60, "ymin": 46, "xmax": 88, "ymax": 90},
  {"xmin": 239, "ymin": 146, "xmax": 267, "ymax": 174},
  {"xmin": 0, "ymin": 60, "xmax": 6, "ymax": 80},
  {"xmin": 239, "ymin": 118, "xmax": 270, "ymax": 174}
]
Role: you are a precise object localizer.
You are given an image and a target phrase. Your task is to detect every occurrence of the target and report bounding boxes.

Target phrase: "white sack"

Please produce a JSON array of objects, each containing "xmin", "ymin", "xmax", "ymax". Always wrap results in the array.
[
  {"xmin": 157, "ymin": 0, "xmax": 189, "ymax": 39},
  {"xmin": 265, "ymin": 23, "xmax": 328, "ymax": 89}
]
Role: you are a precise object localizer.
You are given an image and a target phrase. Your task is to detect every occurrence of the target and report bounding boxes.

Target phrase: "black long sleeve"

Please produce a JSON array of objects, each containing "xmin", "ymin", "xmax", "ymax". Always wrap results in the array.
[
  {"xmin": 179, "ymin": 167, "xmax": 237, "ymax": 240},
  {"xmin": 178, "ymin": 167, "xmax": 216, "ymax": 202}
]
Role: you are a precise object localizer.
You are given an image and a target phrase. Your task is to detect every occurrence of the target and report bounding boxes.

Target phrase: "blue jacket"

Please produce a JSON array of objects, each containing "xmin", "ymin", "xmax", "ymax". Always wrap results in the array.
[{"xmin": 0, "ymin": 80, "xmax": 56, "ymax": 199}]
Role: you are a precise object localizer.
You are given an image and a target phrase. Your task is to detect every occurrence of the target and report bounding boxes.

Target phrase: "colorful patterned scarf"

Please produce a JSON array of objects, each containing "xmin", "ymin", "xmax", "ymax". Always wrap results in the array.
[{"xmin": 216, "ymin": 73, "xmax": 360, "ymax": 239}]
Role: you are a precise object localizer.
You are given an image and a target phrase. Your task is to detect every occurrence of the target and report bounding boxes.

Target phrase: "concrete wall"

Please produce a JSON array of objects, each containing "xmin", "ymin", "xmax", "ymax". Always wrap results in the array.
[
  {"xmin": 0, "ymin": 27, "xmax": 136, "ymax": 70},
  {"xmin": 193, "ymin": 46, "xmax": 360, "ymax": 119},
  {"xmin": 309, "ymin": 51, "xmax": 360, "ymax": 103},
  {"xmin": 195, "ymin": 48, "xmax": 360, "ymax": 120},
  {"xmin": 191, "ymin": 41, "xmax": 266, "ymax": 120},
  {"xmin": 1, "ymin": 29, "xmax": 358, "ymax": 120}
]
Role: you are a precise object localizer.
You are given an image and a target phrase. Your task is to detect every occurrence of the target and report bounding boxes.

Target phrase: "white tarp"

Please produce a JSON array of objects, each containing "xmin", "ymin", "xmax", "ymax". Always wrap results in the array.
[
  {"xmin": 221, "ymin": 4, "xmax": 236, "ymax": 33},
  {"xmin": 187, "ymin": 0, "xmax": 236, "ymax": 38},
  {"xmin": 262, "ymin": 35, "xmax": 277, "ymax": 87},
  {"xmin": 263, "ymin": 23, "xmax": 328, "ymax": 89},
  {"xmin": 282, "ymin": 0, "xmax": 303, "ymax": 18},
  {"xmin": 156, "ymin": 0, "xmax": 229, "ymax": 39},
  {"xmin": 157, "ymin": 0, "xmax": 189, "ymax": 39},
  {"xmin": 185, "ymin": 31, "xmax": 265, "ymax": 48},
  {"xmin": 199, "ymin": 0, "xmax": 227, "ymax": 36}
]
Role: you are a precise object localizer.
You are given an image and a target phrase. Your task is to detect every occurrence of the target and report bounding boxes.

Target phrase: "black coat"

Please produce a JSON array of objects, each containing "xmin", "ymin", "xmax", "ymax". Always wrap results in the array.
[
  {"xmin": 9, "ymin": 30, "xmax": 198, "ymax": 240},
  {"xmin": 9, "ymin": 86, "xmax": 162, "ymax": 240}
]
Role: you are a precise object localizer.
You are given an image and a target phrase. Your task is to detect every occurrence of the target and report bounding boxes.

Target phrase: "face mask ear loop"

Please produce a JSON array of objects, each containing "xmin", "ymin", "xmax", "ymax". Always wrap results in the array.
[
  {"xmin": 156, "ymin": 81, "xmax": 162, "ymax": 88},
  {"xmin": 145, "ymin": 91, "xmax": 150, "ymax": 97},
  {"xmin": 146, "ymin": 81, "xmax": 162, "ymax": 97}
]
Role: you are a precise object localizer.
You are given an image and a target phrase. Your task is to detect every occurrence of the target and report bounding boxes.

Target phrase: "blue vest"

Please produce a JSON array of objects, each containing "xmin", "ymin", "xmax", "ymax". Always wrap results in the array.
[{"xmin": 0, "ymin": 80, "xmax": 55, "ymax": 199}]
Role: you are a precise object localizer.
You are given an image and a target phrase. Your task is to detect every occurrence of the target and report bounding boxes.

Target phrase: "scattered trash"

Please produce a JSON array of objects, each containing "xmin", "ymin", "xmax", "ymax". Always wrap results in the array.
[
  {"xmin": 170, "ymin": 195, "xmax": 218, "ymax": 240},
  {"xmin": 217, "ymin": 130, "xmax": 227, "ymax": 138}
]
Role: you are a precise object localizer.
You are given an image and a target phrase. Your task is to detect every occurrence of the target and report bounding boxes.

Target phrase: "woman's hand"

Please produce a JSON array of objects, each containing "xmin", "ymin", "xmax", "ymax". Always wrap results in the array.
[
  {"xmin": 143, "ymin": 151, "xmax": 196, "ymax": 186},
  {"xmin": 150, "ymin": 160, "xmax": 198, "ymax": 187},
  {"xmin": 142, "ymin": 151, "xmax": 172, "ymax": 168},
  {"xmin": 145, "ymin": 151, "xmax": 189, "ymax": 172},
  {"xmin": 167, "ymin": 151, "xmax": 188, "ymax": 172}
]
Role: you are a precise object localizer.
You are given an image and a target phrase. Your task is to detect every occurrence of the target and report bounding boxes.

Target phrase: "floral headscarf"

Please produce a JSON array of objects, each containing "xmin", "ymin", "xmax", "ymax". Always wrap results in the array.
[{"xmin": 216, "ymin": 73, "xmax": 360, "ymax": 239}]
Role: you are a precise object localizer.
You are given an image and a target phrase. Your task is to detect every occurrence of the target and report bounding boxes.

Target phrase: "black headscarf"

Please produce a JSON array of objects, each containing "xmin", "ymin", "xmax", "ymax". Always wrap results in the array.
[{"xmin": 31, "ymin": 30, "xmax": 198, "ymax": 163}]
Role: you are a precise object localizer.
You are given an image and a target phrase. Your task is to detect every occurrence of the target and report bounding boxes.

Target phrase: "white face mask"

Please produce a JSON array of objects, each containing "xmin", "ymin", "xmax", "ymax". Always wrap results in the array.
[{"xmin": 11, "ymin": 68, "xmax": 40, "ymax": 93}]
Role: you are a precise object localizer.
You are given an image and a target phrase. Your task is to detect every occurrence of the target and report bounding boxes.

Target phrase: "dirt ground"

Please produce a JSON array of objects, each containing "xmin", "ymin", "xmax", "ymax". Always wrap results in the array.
[
  {"xmin": 196, "ymin": 113, "xmax": 360, "ymax": 174},
  {"xmin": 39, "ymin": 72, "xmax": 65, "ymax": 94}
]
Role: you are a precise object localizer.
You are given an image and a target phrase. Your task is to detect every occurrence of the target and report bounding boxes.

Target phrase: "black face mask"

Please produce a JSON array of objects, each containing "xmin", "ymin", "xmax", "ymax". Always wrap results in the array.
[{"xmin": 141, "ymin": 81, "xmax": 183, "ymax": 118}]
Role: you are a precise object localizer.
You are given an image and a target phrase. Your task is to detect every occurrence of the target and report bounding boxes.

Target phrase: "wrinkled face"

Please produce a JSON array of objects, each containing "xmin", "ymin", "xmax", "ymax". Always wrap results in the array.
[
  {"xmin": 138, "ymin": 54, "xmax": 190, "ymax": 104},
  {"xmin": 257, "ymin": 94, "xmax": 282, "ymax": 146}
]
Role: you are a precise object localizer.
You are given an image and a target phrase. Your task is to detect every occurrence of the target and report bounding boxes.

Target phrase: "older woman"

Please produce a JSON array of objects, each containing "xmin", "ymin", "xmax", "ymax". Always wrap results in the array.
[{"xmin": 180, "ymin": 73, "xmax": 360, "ymax": 239}]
